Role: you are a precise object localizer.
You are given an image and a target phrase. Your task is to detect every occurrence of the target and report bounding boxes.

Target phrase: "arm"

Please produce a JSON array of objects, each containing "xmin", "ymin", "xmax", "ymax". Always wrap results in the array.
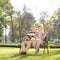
[
  {"xmin": 41, "ymin": 33, "xmax": 46, "ymax": 40},
  {"xmin": 36, "ymin": 33, "xmax": 46, "ymax": 40}
]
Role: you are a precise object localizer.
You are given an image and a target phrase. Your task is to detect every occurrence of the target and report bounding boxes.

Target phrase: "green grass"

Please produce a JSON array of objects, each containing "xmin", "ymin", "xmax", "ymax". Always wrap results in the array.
[{"xmin": 0, "ymin": 47, "xmax": 60, "ymax": 60}]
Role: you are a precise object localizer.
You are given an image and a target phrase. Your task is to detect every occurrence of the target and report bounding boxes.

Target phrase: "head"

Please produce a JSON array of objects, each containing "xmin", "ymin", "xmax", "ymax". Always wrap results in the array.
[
  {"xmin": 30, "ymin": 25, "xmax": 36, "ymax": 32},
  {"xmin": 38, "ymin": 24, "xmax": 44, "ymax": 33}
]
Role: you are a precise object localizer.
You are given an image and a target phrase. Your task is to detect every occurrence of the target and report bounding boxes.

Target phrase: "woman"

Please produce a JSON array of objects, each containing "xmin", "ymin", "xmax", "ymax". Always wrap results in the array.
[{"xmin": 33, "ymin": 24, "xmax": 46, "ymax": 55}]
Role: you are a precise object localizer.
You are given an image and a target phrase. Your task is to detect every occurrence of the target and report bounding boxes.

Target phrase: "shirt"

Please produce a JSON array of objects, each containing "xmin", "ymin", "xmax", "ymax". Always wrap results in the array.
[
  {"xmin": 35, "ymin": 30, "xmax": 46, "ymax": 40},
  {"xmin": 27, "ymin": 31, "xmax": 36, "ymax": 40}
]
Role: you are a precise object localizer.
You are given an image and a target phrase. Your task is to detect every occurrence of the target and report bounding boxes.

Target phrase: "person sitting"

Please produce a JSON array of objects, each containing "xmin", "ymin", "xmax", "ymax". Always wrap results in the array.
[
  {"xmin": 20, "ymin": 25, "xmax": 36, "ymax": 55},
  {"xmin": 33, "ymin": 24, "xmax": 46, "ymax": 55}
]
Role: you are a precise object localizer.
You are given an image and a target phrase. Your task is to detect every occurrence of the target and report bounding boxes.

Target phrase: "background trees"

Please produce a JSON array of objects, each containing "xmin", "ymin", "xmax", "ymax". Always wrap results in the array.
[
  {"xmin": 0, "ymin": 0, "xmax": 8, "ymax": 42},
  {"xmin": 0, "ymin": 0, "xmax": 60, "ymax": 43},
  {"xmin": 50, "ymin": 8, "xmax": 60, "ymax": 42},
  {"xmin": 6, "ymin": 5, "xmax": 35, "ymax": 42},
  {"xmin": 38, "ymin": 7, "xmax": 60, "ymax": 41}
]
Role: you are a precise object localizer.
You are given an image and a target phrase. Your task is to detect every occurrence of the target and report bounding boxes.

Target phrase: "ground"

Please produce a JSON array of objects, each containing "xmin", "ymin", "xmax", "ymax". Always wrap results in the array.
[{"xmin": 0, "ymin": 47, "xmax": 60, "ymax": 60}]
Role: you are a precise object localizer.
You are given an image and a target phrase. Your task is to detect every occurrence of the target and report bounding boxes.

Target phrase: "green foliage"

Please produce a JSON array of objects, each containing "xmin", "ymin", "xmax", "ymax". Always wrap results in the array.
[
  {"xmin": 0, "ymin": 7, "xmax": 3, "ymax": 17},
  {"xmin": 0, "ymin": 0, "xmax": 10, "ymax": 39},
  {"xmin": 0, "ymin": 0, "xmax": 7, "ymax": 4},
  {"xmin": 50, "ymin": 8, "xmax": 60, "ymax": 39},
  {"xmin": 0, "ymin": 16, "xmax": 7, "ymax": 38}
]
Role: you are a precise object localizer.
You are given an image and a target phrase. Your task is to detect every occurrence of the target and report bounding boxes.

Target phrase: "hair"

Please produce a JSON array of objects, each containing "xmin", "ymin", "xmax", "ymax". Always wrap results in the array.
[
  {"xmin": 30, "ymin": 24, "xmax": 35, "ymax": 27},
  {"xmin": 38, "ymin": 24, "xmax": 44, "ymax": 32}
]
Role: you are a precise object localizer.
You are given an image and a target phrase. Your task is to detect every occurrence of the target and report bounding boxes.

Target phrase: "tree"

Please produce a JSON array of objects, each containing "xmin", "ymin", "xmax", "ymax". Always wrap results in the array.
[
  {"xmin": 4, "ymin": 1, "xmax": 16, "ymax": 42},
  {"xmin": 39, "ymin": 11, "xmax": 49, "ymax": 31},
  {"xmin": 0, "ymin": 0, "xmax": 8, "ymax": 41},
  {"xmin": 51, "ymin": 8, "xmax": 60, "ymax": 42},
  {"xmin": 18, "ymin": 5, "xmax": 35, "ymax": 41}
]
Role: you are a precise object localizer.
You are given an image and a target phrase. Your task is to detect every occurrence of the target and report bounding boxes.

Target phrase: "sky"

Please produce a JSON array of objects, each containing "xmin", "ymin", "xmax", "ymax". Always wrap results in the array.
[{"xmin": 10, "ymin": 0, "xmax": 60, "ymax": 20}]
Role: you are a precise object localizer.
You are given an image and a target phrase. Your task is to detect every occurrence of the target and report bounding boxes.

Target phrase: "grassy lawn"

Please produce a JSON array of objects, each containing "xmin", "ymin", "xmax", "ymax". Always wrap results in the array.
[{"xmin": 0, "ymin": 47, "xmax": 60, "ymax": 60}]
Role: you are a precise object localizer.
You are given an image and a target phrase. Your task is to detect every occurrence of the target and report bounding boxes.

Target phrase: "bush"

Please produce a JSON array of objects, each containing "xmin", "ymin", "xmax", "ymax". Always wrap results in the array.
[{"xmin": 0, "ymin": 43, "xmax": 21, "ymax": 48}]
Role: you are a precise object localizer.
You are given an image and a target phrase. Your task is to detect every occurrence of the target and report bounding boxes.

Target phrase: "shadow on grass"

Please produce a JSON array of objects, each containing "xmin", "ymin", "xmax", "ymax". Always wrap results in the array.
[
  {"xmin": 10, "ymin": 53, "xmax": 20, "ymax": 58},
  {"xmin": 48, "ymin": 50, "xmax": 60, "ymax": 56},
  {"xmin": 11, "ymin": 54, "xmax": 34, "ymax": 57},
  {"xmin": 10, "ymin": 49, "xmax": 60, "ymax": 58},
  {"xmin": 19, "ymin": 54, "xmax": 35, "ymax": 58},
  {"xmin": 56, "ymin": 57, "xmax": 60, "ymax": 60},
  {"xmin": 11, "ymin": 53, "xmax": 40, "ymax": 58}
]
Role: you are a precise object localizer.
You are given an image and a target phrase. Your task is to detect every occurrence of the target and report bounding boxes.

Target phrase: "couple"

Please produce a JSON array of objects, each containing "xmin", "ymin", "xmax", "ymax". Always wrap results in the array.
[{"xmin": 20, "ymin": 24, "xmax": 46, "ymax": 55}]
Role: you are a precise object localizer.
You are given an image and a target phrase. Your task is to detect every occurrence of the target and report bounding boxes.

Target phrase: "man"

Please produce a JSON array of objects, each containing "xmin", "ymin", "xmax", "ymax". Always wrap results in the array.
[{"xmin": 20, "ymin": 25, "xmax": 36, "ymax": 55}]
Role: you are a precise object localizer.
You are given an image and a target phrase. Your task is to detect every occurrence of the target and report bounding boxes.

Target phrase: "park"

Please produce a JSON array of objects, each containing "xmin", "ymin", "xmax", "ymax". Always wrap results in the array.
[{"xmin": 0, "ymin": 0, "xmax": 60, "ymax": 60}]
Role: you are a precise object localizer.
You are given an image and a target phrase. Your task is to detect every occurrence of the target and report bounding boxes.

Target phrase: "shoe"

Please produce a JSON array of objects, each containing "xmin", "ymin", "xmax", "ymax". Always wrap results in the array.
[
  {"xmin": 35, "ymin": 49, "xmax": 39, "ymax": 55},
  {"xmin": 20, "ymin": 52, "xmax": 27, "ymax": 55}
]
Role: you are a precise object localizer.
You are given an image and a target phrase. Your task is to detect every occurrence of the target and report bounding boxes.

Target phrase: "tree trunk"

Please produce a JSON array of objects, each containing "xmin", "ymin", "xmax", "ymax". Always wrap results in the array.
[{"xmin": 10, "ymin": 15, "xmax": 15, "ymax": 42}]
